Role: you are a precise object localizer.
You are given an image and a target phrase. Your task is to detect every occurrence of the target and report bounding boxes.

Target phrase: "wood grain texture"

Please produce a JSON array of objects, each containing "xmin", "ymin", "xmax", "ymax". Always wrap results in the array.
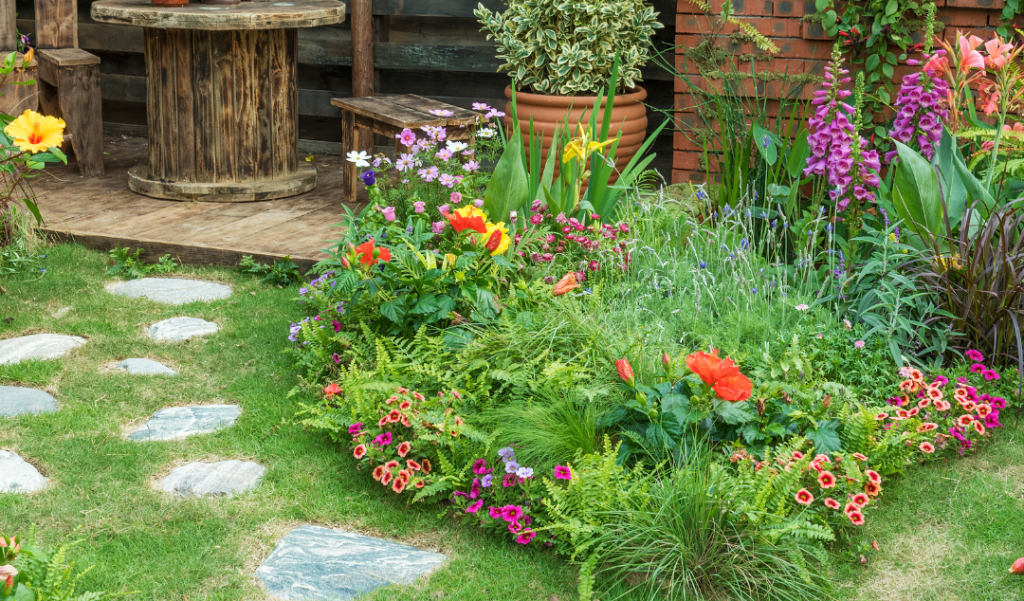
[
  {"xmin": 34, "ymin": 0, "xmax": 77, "ymax": 48},
  {"xmin": 90, "ymin": 0, "xmax": 345, "ymax": 31},
  {"xmin": 0, "ymin": 63, "xmax": 37, "ymax": 114},
  {"xmin": 351, "ymin": 0, "xmax": 372, "ymax": 97},
  {"xmin": 0, "ymin": 0, "xmax": 16, "ymax": 50},
  {"xmin": 128, "ymin": 163, "xmax": 317, "ymax": 201}
]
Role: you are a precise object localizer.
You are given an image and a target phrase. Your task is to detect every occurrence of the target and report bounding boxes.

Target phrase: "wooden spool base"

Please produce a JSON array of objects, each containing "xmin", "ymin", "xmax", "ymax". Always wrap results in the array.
[{"xmin": 127, "ymin": 163, "xmax": 317, "ymax": 202}]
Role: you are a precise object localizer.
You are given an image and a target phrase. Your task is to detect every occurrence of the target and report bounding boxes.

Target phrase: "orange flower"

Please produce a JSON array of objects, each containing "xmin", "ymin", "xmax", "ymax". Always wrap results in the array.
[
  {"xmin": 397, "ymin": 441, "xmax": 412, "ymax": 457},
  {"xmin": 354, "ymin": 240, "xmax": 391, "ymax": 266},
  {"xmin": 852, "ymin": 453, "xmax": 868, "ymax": 461},
  {"xmin": 794, "ymin": 488, "xmax": 814, "ymax": 506},
  {"xmin": 446, "ymin": 206, "xmax": 488, "ymax": 234},
  {"xmin": 552, "ymin": 273, "xmax": 579, "ymax": 296},
  {"xmin": 381, "ymin": 471, "xmax": 394, "ymax": 485},
  {"xmin": 713, "ymin": 372, "xmax": 753, "ymax": 402},
  {"xmin": 414, "ymin": 479, "xmax": 426, "ymax": 489},
  {"xmin": 685, "ymin": 350, "xmax": 753, "ymax": 402},
  {"xmin": 615, "ymin": 358, "xmax": 634, "ymax": 386},
  {"xmin": 864, "ymin": 481, "xmax": 880, "ymax": 497},
  {"xmin": 323, "ymin": 383, "xmax": 341, "ymax": 397},
  {"xmin": 397, "ymin": 469, "xmax": 411, "ymax": 484},
  {"xmin": 957, "ymin": 414, "xmax": 974, "ymax": 427},
  {"xmin": 686, "ymin": 350, "xmax": 723, "ymax": 386},
  {"xmin": 917, "ymin": 423, "xmax": 938, "ymax": 432},
  {"xmin": 973, "ymin": 421, "xmax": 987, "ymax": 435},
  {"xmin": 384, "ymin": 460, "xmax": 399, "ymax": 470}
]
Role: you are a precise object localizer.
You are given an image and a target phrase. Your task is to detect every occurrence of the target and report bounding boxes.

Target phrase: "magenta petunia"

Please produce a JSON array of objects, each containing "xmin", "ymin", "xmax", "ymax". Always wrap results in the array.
[
  {"xmin": 465, "ymin": 500, "xmax": 484, "ymax": 513},
  {"xmin": 965, "ymin": 349, "xmax": 984, "ymax": 362},
  {"xmin": 982, "ymin": 369, "xmax": 1000, "ymax": 381},
  {"xmin": 970, "ymin": 363, "xmax": 986, "ymax": 373},
  {"xmin": 501, "ymin": 505, "xmax": 523, "ymax": 522},
  {"xmin": 472, "ymin": 458, "xmax": 490, "ymax": 475},
  {"xmin": 553, "ymin": 465, "xmax": 572, "ymax": 480},
  {"xmin": 516, "ymin": 530, "xmax": 537, "ymax": 544}
]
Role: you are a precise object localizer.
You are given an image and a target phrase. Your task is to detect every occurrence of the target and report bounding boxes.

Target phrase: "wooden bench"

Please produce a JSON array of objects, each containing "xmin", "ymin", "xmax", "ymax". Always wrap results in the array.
[{"xmin": 330, "ymin": 94, "xmax": 484, "ymax": 201}]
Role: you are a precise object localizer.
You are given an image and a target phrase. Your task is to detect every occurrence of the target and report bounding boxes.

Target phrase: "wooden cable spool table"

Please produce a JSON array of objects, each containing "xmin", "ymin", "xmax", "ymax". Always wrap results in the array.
[{"xmin": 91, "ymin": 0, "xmax": 345, "ymax": 202}]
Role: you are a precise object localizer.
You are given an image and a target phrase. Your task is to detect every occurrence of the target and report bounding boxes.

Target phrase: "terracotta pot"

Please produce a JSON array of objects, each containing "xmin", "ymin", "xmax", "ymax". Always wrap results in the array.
[
  {"xmin": 503, "ymin": 85, "xmax": 648, "ymax": 183},
  {"xmin": 151, "ymin": 0, "xmax": 189, "ymax": 5},
  {"xmin": 201, "ymin": 0, "xmax": 241, "ymax": 4}
]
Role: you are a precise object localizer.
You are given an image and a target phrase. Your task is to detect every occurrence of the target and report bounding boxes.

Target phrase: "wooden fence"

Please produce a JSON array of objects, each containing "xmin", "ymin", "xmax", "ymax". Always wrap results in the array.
[{"xmin": 15, "ymin": 0, "xmax": 678, "ymax": 178}]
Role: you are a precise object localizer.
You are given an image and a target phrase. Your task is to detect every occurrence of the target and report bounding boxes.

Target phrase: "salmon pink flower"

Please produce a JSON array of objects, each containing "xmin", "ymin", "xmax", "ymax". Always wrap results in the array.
[
  {"xmin": 381, "ymin": 471, "xmax": 394, "ymax": 485},
  {"xmin": 973, "ymin": 421, "xmax": 987, "ymax": 435},
  {"xmin": 818, "ymin": 471, "xmax": 836, "ymax": 488},
  {"xmin": 372, "ymin": 465, "xmax": 385, "ymax": 481},
  {"xmin": 957, "ymin": 414, "xmax": 975, "ymax": 427},
  {"xmin": 421, "ymin": 459, "xmax": 432, "ymax": 473},
  {"xmin": 844, "ymin": 502, "xmax": 859, "ymax": 515},
  {"xmin": 615, "ymin": 358, "xmax": 634, "ymax": 386},
  {"xmin": 864, "ymin": 481, "xmax": 880, "ymax": 497},
  {"xmin": 795, "ymin": 488, "xmax": 814, "ymax": 505},
  {"xmin": 920, "ymin": 442, "xmax": 936, "ymax": 453},
  {"xmin": 958, "ymin": 34, "xmax": 986, "ymax": 72},
  {"xmin": 848, "ymin": 511, "xmax": 866, "ymax": 525},
  {"xmin": 552, "ymin": 272, "xmax": 579, "ymax": 296},
  {"xmin": 824, "ymin": 498, "xmax": 841, "ymax": 510},
  {"xmin": 865, "ymin": 470, "xmax": 881, "ymax": 484},
  {"xmin": 324, "ymin": 383, "xmax": 341, "ymax": 397},
  {"xmin": 918, "ymin": 423, "xmax": 938, "ymax": 432},
  {"xmin": 984, "ymin": 37, "xmax": 1014, "ymax": 69},
  {"xmin": 406, "ymin": 459, "xmax": 421, "ymax": 471},
  {"xmin": 353, "ymin": 444, "xmax": 367, "ymax": 459},
  {"xmin": 852, "ymin": 493, "xmax": 870, "ymax": 507},
  {"xmin": 852, "ymin": 453, "xmax": 868, "ymax": 461},
  {"xmin": 1011, "ymin": 557, "xmax": 1024, "ymax": 574},
  {"xmin": 976, "ymin": 404, "xmax": 992, "ymax": 417},
  {"xmin": 397, "ymin": 441, "xmax": 412, "ymax": 457},
  {"xmin": 392, "ymin": 478, "xmax": 407, "ymax": 493}
]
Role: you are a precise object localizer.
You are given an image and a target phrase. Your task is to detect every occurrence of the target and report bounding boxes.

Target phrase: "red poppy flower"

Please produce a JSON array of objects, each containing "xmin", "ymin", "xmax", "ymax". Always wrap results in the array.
[
  {"xmin": 447, "ymin": 210, "xmax": 488, "ymax": 234},
  {"xmin": 713, "ymin": 372, "xmax": 753, "ymax": 402},
  {"xmin": 686, "ymin": 349, "xmax": 724, "ymax": 386},
  {"xmin": 686, "ymin": 350, "xmax": 752, "ymax": 402},
  {"xmin": 354, "ymin": 240, "xmax": 391, "ymax": 266}
]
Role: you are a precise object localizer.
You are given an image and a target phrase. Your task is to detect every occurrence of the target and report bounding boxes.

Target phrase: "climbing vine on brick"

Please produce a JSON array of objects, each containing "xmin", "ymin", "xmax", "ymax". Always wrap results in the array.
[{"xmin": 811, "ymin": 0, "xmax": 939, "ymax": 135}]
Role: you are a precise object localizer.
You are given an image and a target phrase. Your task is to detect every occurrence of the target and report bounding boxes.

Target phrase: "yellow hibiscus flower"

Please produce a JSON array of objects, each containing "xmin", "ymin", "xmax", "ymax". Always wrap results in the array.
[
  {"xmin": 5, "ymin": 109, "xmax": 65, "ymax": 153},
  {"xmin": 482, "ymin": 221, "xmax": 510, "ymax": 256}
]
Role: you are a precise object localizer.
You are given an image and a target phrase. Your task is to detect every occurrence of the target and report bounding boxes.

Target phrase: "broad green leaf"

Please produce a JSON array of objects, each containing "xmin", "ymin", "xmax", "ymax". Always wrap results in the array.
[
  {"xmin": 806, "ymin": 420, "xmax": 842, "ymax": 453},
  {"xmin": 892, "ymin": 140, "xmax": 943, "ymax": 245},
  {"xmin": 752, "ymin": 122, "xmax": 778, "ymax": 165},
  {"xmin": 482, "ymin": 131, "xmax": 530, "ymax": 221},
  {"xmin": 866, "ymin": 54, "xmax": 880, "ymax": 71},
  {"xmin": 787, "ymin": 128, "xmax": 810, "ymax": 180},
  {"xmin": 713, "ymin": 400, "xmax": 755, "ymax": 425}
]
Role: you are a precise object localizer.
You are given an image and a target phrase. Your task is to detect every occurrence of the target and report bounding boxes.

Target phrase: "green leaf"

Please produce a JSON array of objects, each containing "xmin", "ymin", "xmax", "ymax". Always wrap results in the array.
[
  {"xmin": 752, "ymin": 122, "xmax": 778, "ymax": 165},
  {"xmin": 661, "ymin": 393, "xmax": 694, "ymax": 424},
  {"xmin": 482, "ymin": 130, "xmax": 529, "ymax": 221},
  {"xmin": 713, "ymin": 400, "xmax": 755, "ymax": 425},
  {"xmin": 806, "ymin": 420, "xmax": 842, "ymax": 453},
  {"xmin": 866, "ymin": 54, "xmax": 880, "ymax": 71},
  {"xmin": 379, "ymin": 297, "xmax": 407, "ymax": 323},
  {"xmin": 892, "ymin": 140, "xmax": 943, "ymax": 245},
  {"xmin": 786, "ymin": 128, "xmax": 810, "ymax": 180},
  {"xmin": 411, "ymin": 292, "xmax": 440, "ymax": 315}
]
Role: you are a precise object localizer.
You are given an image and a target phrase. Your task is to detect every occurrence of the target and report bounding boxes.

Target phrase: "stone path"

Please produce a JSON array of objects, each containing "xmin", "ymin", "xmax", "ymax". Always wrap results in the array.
[
  {"xmin": 149, "ymin": 317, "xmax": 219, "ymax": 342},
  {"xmin": 3, "ymin": 273, "xmax": 449, "ymax": 600},
  {"xmin": 0, "ymin": 333, "xmax": 86, "ymax": 365},
  {"xmin": 159, "ymin": 460, "xmax": 266, "ymax": 497},
  {"xmin": 256, "ymin": 526, "xmax": 446, "ymax": 601},
  {"xmin": 111, "ymin": 278, "xmax": 232, "ymax": 305},
  {"xmin": 117, "ymin": 358, "xmax": 178, "ymax": 376},
  {"xmin": 128, "ymin": 405, "xmax": 241, "ymax": 441},
  {"xmin": 0, "ymin": 386, "xmax": 59, "ymax": 417},
  {"xmin": 0, "ymin": 450, "xmax": 48, "ymax": 493}
]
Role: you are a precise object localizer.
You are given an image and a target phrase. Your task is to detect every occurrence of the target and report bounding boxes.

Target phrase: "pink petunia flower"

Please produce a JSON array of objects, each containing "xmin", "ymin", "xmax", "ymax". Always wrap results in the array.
[
  {"xmin": 465, "ymin": 500, "xmax": 484, "ymax": 513},
  {"xmin": 554, "ymin": 465, "xmax": 572, "ymax": 480}
]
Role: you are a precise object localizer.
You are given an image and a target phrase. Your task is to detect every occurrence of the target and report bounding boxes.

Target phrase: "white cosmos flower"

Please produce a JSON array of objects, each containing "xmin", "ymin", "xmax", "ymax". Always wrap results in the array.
[
  {"xmin": 446, "ymin": 140, "xmax": 468, "ymax": 153},
  {"xmin": 346, "ymin": 150, "xmax": 371, "ymax": 167}
]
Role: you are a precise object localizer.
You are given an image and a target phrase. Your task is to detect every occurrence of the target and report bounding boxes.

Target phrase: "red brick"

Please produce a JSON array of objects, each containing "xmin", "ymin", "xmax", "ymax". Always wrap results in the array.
[
  {"xmin": 773, "ymin": 38, "xmax": 833, "ymax": 60},
  {"xmin": 678, "ymin": 0, "xmax": 774, "ymax": 14},
  {"xmin": 801, "ymin": 20, "xmax": 832, "ymax": 40},
  {"xmin": 673, "ymin": 151, "xmax": 711, "ymax": 170},
  {"xmin": 943, "ymin": 0, "xmax": 1004, "ymax": 9},
  {"xmin": 672, "ymin": 169, "xmax": 710, "ymax": 184},
  {"xmin": 940, "ymin": 7, "xmax": 994, "ymax": 26},
  {"xmin": 773, "ymin": 0, "xmax": 814, "ymax": 16}
]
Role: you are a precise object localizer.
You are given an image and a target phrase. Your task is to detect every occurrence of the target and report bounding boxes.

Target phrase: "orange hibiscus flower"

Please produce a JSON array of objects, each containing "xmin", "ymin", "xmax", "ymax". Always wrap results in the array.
[
  {"xmin": 446, "ymin": 206, "xmax": 488, "ymax": 234},
  {"xmin": 354, "ymin": 240, "xmax": 391, "ymax": 266},
  {"xmin": 685, "ymin": 349, "xmax": 753, "ymax": 402}
]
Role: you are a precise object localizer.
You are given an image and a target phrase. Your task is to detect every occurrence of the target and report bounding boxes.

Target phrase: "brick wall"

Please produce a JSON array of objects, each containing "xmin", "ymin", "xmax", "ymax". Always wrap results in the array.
[{"xmin": 672, "ymin": 0, "xmax": 1008, "ymax": 184}]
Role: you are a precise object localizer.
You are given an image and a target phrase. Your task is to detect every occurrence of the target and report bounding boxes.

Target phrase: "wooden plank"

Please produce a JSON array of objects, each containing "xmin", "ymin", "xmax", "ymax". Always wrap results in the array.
[
  {"xmin": 270, "ymin": 28, "xmax": 298, "ymax": 178},
  {"xmin": 34, "ymin": 0, "xmax": 77, "ymax": 48},
  {"xmin": 90, "ymin": 0, "xmax": 346, "ymax": 31},
  {"xmin": 371, "ymin": 0, "xmax": 503, "ymax": 17},
  {"xmin": 192, "ymin": 30, "xmax": 216, "ymax": 182},
  {"xmin": 385, "ymin": 94, "xmax": 481, "ymax": 125},
  {"xmin": 234, "ymin": 29, "xmax": 257, "ymax": 181},
  {"xmin": 144, "ymin": 28, "xmax": 161, "ymax": 178},
  {"xmin": 158, "ymin": 28, "xmax": 176, "ymax": 180},
  {"xmin": 97, "ymin": 200, "xmax": 223, "ymax": 236},
  {"xmin": 173, "ymin": 28, "xmax": 196, "ymax": 182},
  {"xmin": 52, "ymin": 196, "xmax": 169, "ymax": 231},
  {"xmin": 331, "ymin": 95, "xmax": 439, "ymax": 127},
  {"xmin": 351, "ymin": 0, "xmax": 372, "ymax": 97},
  {"xmin": 253, "ymin": 28, "xmax": 273, "ymax": 179},
  {"xmin": 0, "ymin": 63, "xmax": 38, "ymax": 114},
  {"xmin": 34, "ymin": 48, "xmax": 98, "ymax": 67},
  {"xmin": 0, "ymin": 0, "xmax": 15, "ymax": 51},
  {"xmin": 211, "ymin": 29, "xmax": 235, "ymax": 181},
  {"xmin": 230, "ymin": 206, "xmax": 345, "ymax": 255},
  {"xmin": 60, "ymin": 61, "xmax": 105, "ymax": 176}
]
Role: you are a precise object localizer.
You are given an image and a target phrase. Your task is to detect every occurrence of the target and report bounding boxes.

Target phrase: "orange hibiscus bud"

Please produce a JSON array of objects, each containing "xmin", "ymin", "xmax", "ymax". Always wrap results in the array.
[
  {"xmin": 551, "ymin": 273, "xmax": 579, "ymax": 296},
  {"xmin": 615, "ymin": 358, "xmax": 634, "ymax": 386},
  {"xmin": 1011, "ymin": 558, "xmax": 1024, "ymax": 574}
]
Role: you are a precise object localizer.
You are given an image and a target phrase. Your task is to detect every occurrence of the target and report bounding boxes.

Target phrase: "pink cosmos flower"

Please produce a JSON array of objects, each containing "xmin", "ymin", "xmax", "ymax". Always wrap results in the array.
[
  {"xmin": 554, "ymin": 465, "xmax": 572, "ymax": 480},
  {"xmin": 439, "ymin": 173, "xmax": 455, "ymax": 188},
  {"xmin": 473, "ymin": 198, "xmax": 484, "ymax": 207},
  {"xmin": 436, "ymin": 149, "xmax": 453, "ymax": 161},
  {"xmin": 418, "ymin": 166, "xmax": 438, "ymax": 182},
  {"xmin": 429, "ymin": 109, "xmax": 454, "ymax": 117},
  {"xmin": 398, "ymin": 128, "xmax": 417, "ymax": 147},
  {"xmin": 465, "ymin": 500, "xmax": 484, "ymax": 513},
  {"xmin": 472, "ymin": 102, "xmax": 492, "ymax": 111},
  {"xmin": 463, "ymin": 160, "xmax": 480, "ymax": 173},
  {"xmin": 450, "ymin": 192, "xmax": 462, "ymax": 203},
  {"xmin": 395, "ymin": 153, "xmax": 414, "ymax": 172}
]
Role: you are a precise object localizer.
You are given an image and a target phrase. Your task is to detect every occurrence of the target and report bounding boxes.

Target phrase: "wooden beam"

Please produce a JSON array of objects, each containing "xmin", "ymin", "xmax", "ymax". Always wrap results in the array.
[
  {"xmin": 34, "ymin": 0, "xmax": 77, "ymax": 49},
  {"xmin": 371, "ymin": 0, "xmax": 503, "ymax": 17},
  {"xmin": 0, "ymin": 0, "xmax": 16, "ymax": 51},
  {"xmin": 351, "ymin": 0, "xmax": 372, "ymax": 97}
]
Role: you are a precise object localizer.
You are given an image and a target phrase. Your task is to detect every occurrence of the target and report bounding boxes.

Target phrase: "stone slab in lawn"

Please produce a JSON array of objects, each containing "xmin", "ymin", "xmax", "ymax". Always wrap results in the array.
[
  {"xmin": 255, "ymin": 525, "xmax": 446, "ymax": 601},
  {"xmin": 0, "ymin": 450, "xmax": 47, "ymax": 493},
  {"xmin": 111, "ymin": 278, "xmax": 232, "ymax": 305},
  {"xmin": 160, "ymin": 460, "xmax": 266, "ymax": 497},
  {"xmin": 149, "ymin": 317, "xmax": 219, "ymax": 342},
  {"xmin": 0, "ymin": 386, "xmax": 58, "ymax": 417},
  {"xmin": 128, "ymin": 405, "xmax": 241, "ymax": 441},
  {"xmin": 116, "ymin": 358, "xmax": 178, "ymax": 376},
  {"xmin": 0, "ymin": 333, "xmax": 87, "ymax": 365}
]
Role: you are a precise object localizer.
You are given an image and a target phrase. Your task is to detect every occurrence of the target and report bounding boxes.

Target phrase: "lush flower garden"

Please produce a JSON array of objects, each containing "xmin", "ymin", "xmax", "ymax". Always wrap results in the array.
[{"xmin": 276, "ymin": 28, "xmax": 1024, "ymax": 600}]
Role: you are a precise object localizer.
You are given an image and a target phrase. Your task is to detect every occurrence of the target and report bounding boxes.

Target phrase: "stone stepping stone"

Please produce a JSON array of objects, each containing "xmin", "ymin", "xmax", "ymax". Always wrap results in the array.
[
  {"xmin": 111, "ymin": 278, "xmax": 232, "ymax": 305},
  {"xmin": 0, "ymin": 333, "xmax": 87, "ymax": 365},
  {"xmin": 128, "ymin": 405, "xmax": 241, "ymax": 441},
  {"xmin": 0, "ymin": 386, "xmax": 58, "ymax": 417},
  {"xmin": 0, "ymin": 451, "xmax": 47, "ymax": 493},
  {"xmin": 159, "ymin": 460, "xmax": 265, "ymax": 497},
  {"xmin": 255, "ymin": 525, "xmax": 446, "ymax": 601},
  {"xmin": 149, "ymin": 317, "xmax": 219, "ymax": 342},
  {"xmin": 117, "ymin": 358, "xmax": 178, "ymax": 376}
]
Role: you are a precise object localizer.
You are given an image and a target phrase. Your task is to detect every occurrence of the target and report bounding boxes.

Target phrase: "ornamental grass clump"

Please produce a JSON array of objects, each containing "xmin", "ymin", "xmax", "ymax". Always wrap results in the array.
[{"xmin": 475, "ymin": 0, "xmax": 662, "ymax": 95}]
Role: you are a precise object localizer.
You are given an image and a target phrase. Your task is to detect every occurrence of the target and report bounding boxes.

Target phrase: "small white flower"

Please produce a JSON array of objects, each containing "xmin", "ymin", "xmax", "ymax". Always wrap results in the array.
[
  {"xmin": 429, "ymin": 109, "xmax": 454, "ymax": 117},
  {"xmin": 478, "ymin": 127, "xmax": 496, "ymax": 139},
  {"xmin": 795, "ymin": 303, "xmax": 809, "ymax": 311},
  {"xmin": 346, "ymin": 150, "xmax": 371, "ymax": 168},
  {"xmin": 446, "ymin": 140, "xmax": 468, "ymax": 153},
  {"xmin": 509, "ymin": 210, "xmax": 518, "ymax": 220}
]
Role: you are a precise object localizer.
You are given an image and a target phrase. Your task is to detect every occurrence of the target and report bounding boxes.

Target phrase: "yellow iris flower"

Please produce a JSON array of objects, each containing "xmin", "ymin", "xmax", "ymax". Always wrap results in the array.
[
  {"xmin": 562, "ymin": 126, "xmax": 616, "ymax": 164},
  {"xmin": 5, "ymin": 109, "xmax": 65, "ymax": 154}
]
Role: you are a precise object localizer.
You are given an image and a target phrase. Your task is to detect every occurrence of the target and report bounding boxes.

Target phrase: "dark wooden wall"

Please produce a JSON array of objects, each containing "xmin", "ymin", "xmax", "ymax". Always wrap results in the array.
[{"xmin": 15, "ymin": 0, "xmax": 676, "ymax": 178}]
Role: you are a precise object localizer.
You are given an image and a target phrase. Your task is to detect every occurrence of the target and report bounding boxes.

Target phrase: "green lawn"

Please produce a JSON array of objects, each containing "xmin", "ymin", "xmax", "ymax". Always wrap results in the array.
[
  {"xmin": 0, "ymin": 243, "xmax": 576, "ymax": 601},
  {"xmin": 3, "ymin": 242, "xmax": 1023, "ymax": 601}
]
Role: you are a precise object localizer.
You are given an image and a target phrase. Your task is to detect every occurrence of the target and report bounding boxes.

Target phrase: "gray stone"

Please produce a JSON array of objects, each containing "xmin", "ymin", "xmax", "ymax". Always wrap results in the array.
[
  {"xmin": 255, "ymin": 525, "xmax": 446, "ymax": 601},
  {"xmin": 0, "ymin": 333, "xmax": 87, "ymax": 365},
  {"xmin": 128, "ymin": 405, "xmax": 241, "ymax": 441},
  {"xmin": 111, "ymin": 278, "xmax": 232, "ymax": 305},
  {"xmin": 116, "ymin": 358, "xmax": 178, "ymax": 376},
  {"xmin": 0, "ymin": 386, "xmax": 58, "ymax": 417},
  {"xmin": 0, "ymin": 451, "xmax": 47, "ymax": 493},
  {"xmin": 149, "ymin": 317, "xmax": 219, "ymax": 342},
  {"xmin": 160, "ymin": 460, "xmax": 265, "ymax": 497}
]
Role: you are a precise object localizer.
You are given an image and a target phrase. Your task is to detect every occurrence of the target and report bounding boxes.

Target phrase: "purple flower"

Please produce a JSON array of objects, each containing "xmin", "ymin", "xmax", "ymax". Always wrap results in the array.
[
  {"xmin": 515, "ymin": 466, "xmax": 534, "ymax": 479},
  {"xmin": 488, "ymin": 506, "xmax": 502, "ymax": 519},
  {"xmin": 360, "ymin": 170, "xmax": 376, "ymax": 186},
  {"xmin": 504, "ymin": 460, "xmax": 519, "ymax": 474},
  {"xmin": 481, "ymin": 474, "xmax": 493, "ymax": 488},
  {"xmin": 497, "ymin": 446, "xmax": 515, "ymax": 459}
]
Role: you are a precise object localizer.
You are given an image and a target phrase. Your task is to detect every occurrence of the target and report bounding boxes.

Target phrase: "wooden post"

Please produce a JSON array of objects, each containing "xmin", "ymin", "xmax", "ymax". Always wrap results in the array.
[
  {"xmin": 0, "ymin": 0, "xmax": 16, "ymax": 51},
  {"xmin": 351, "ymin": 0, "xmax": 372, "ymax": 97},
  {"xmin": 34, "ymin": 0, "xmax": 78, "ymax": 49}
]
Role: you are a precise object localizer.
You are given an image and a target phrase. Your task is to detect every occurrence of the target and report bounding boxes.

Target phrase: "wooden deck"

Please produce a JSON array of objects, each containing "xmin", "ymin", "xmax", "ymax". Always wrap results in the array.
[{"xmin": 33, "ymin": 134, "xmax": 356, "ymax": 270}]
